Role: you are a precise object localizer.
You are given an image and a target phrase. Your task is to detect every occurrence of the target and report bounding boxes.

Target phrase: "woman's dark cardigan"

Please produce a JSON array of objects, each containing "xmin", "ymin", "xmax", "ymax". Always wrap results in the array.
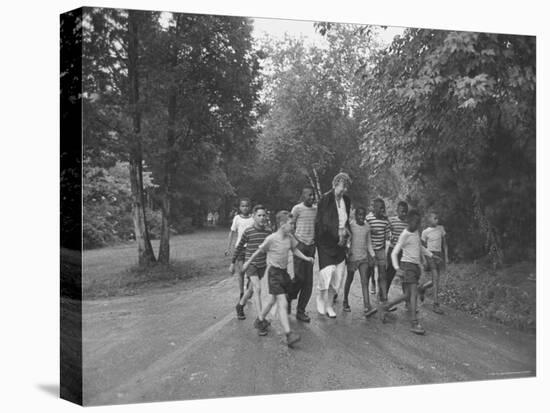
[{"xmin": 314, "ymin": 189, "xmax": 351, "ymax": 270}]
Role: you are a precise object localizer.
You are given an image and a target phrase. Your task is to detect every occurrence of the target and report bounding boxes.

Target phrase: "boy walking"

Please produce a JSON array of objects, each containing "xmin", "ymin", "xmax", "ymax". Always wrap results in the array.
[
  {"xmin": 366, "ymin": 198, "xmax": 391, "ymax": 303},
  {"xmin": 243, "ymin": 211, "xmax": 314, "ymax": 347},
  {"xmin": 225, "ymin": 197, "xmax": 254, "ymax": 299},
  {"xmin": 386, "ymin": 201, "xmax": 409, "ymax": 298},
  {"xmin": 379, "ymin": 210, "xmax": 437, "ymax": 335},
  {"xmin": 232, "ymin": 205, "xmax": 272, "ymax": 327},
  {"xmin": 342, "ymin": 206, "xmax": 377, "ymax": 317},
  {"xmin": 288, "ymin": 187, "xmax": 317, "ymax": 322},
  {"xmin": 421, "ymin": 212, "xmax": 448, "ymax": 314}
]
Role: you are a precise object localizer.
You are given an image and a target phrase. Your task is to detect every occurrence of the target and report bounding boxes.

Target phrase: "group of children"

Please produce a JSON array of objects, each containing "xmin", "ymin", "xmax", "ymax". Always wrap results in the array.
[{"xmin": 224, "ymin": 189, "xmax": 448, "ymax": 348}]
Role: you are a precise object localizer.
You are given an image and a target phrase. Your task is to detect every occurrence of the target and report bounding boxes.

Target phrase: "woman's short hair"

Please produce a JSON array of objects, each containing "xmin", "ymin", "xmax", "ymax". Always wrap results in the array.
[{"xmin": 332, "ymin": 172, "xmax": 352, "ymax": 188}]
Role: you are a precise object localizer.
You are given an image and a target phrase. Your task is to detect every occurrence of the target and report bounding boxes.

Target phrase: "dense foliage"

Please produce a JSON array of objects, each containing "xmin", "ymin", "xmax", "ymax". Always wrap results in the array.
[
  {"xmin": 361, "ymin": 29, "xmax": 535, "ymax": 262},
  {"xmin": 79, "ymin": 11, "xmax": 535, "ymax": 266}
]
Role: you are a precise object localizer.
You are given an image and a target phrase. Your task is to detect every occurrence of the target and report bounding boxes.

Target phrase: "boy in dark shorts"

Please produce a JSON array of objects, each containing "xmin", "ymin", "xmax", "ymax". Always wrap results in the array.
[
  {"xmin": 378, "ymin": 210, "xmax": 437, "ymax": 335},
  {"xmin": 366, "ymin": 198, "xmax": 390, "ymax": 302},
  {"xmin": 232, "ymin": 205, "xmax": 272, "ymax": 330},
  {"xmin": 420, "ymin": 212, "xmax": 448, "ymax": 314},
  {"xmin": 342, "ymin": 206, "xmax": 376, "ymax": 317},
  {"xmin": 243, "ymin": 211, "xmax": 314, "ymax": 347},
  {"xmin": 288, "ymin": 187, "xmax": 317, "ymax": 322}
]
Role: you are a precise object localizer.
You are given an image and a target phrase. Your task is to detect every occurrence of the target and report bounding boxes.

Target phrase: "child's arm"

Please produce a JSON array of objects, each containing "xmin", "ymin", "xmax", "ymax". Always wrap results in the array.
[
  {"xmin": 421, "ymin": 229, "xmax": 428, "ymax": 248},
  {"xmin": 366, "ymin": 228, "xmax": 375, "ymax": 258},
  {"xmin": 225, "ymin": 231, "xmax": 237, "ymax": 256},
  {"xmin": 229, "ymin": 232, "xmax": 247, "ymax": 273},
  {"xmin": 443, "ymin": 234, "xmax": 448, "ymax": 265},
  {"xmin": 391, "ymin": 236, "xmax": 403, "ymax": 270},
  {"xmin": 243, "ymin": 246, "xmax": 264, "ymax": 273},
  {"xmin": 291, "ymin": 244, "xmax": 314, "ymax": 264}
]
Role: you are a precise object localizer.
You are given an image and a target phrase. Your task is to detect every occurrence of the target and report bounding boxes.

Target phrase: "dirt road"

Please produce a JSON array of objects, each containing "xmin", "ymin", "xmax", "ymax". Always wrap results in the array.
[{"xmin": 81, "ymin": 232, "xmax": 535, "ymax": 406}]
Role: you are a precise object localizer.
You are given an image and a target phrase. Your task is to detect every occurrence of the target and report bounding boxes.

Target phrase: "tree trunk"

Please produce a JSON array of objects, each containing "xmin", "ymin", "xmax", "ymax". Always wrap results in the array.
[
  {"xmin": 312, "ymin": 167, "xmax": 323, "ymax": 199},
  {"xmin": 128, "ymin": 10, "xmax": 155, "ymax": 266},
  {"xmin": 158, "ymin": 16, "xmax": 181, "ymax": 264},
  {"xmin": 158, "ymin": 90, "xmax": 177, "ymax": 264}
]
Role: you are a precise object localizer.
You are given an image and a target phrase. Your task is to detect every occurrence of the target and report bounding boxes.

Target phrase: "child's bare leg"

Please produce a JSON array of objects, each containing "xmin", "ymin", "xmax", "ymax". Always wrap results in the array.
[
  {"xmin": 261, "ymin": 295, "xmax": 277, "ymax": 320},
  {"xmin": 248, "ymin": 276, "xmax": 263, "ymax": 319},
  {"xmin": 433, "ymin": 268, "xmax": 440, "ymax": 305},
  {"xmin": 358, "ymin": 264, "xmax": 371, "ymax": 309},
  {"xmin": 343, "ymin": 269, "xmax": 355, "ymax": 305},
  {"xmin": 377, "ymin": 264, "xmax": 388, "ymax": 302},
  {"xmin": 408, "ymin": 283, "xmax": 418, "ymax": 322},
  {"xmin": 276, "ymin": 294, "xmax": 291, "ymax": 333},
  {"xmin": 239, "ymin": 281, "xmax": 254, "ymax": 306},
  {"xmin": 234, "ymin": 261, "xmax": 244, "ymax": 296}
]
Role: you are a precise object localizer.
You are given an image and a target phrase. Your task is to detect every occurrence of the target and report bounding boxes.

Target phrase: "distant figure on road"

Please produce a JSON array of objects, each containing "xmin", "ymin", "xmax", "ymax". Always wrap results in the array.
[
  {"xmin": 207, "ymin": 212, "xmax": 214, "ymax": 226},
  {"xmin": 314, "ymin": 173, "xmax": 352, "ymax": 318},
  {"xmin": 225, "ymin": 198, "xmax": 254, "ymax": 300},
  {"xmin": 213, "ymin": 211, "xmax": 219, "ymax": 226}
]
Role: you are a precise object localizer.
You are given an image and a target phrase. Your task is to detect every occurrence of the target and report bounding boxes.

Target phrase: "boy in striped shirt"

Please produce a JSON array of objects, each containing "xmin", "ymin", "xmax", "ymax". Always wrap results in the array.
[
  {"xmin": 366, "ymin": 198, "xmax": 391, "ymax": 303},
  {"xmin": 288, "ymin": 187, "xmax": 317, "ymax": 322},
  {"xmin": 232, "ymin": 205, "xmax": 272, "ymax": 332},
  {"xmin": 386, "ymin": 201, "xmax": 409, "ymax": 298},
  {"xmin": 380, "ymin": 209, "xmax": 438, "ymax": 335}
]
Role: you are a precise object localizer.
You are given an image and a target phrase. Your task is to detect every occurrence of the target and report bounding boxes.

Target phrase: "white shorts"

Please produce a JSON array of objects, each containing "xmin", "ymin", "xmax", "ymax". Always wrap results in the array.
[{"xmin": 318, "ymin": 260, "xmax": 346, "ymax": 291}]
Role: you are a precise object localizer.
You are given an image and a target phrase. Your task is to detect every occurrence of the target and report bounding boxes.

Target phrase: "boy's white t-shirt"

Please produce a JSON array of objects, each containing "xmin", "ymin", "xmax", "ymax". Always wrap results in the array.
[
  {"xmin": 421, "ymin": 225, "xmax": 446, "ymax": 252},
  {"xmin": 231, "ymin": 215, "xmax": 254, "ymax": 246}
]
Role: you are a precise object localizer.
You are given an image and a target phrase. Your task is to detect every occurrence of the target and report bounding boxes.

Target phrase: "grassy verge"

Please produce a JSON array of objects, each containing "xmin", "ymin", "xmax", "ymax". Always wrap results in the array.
[
  {"xmin": 83, "ymin": 230, "xmax": 230, "ymax": 299},
  {"xmin": 439, "ymin": 261, "xmax": 536, "ymax": 332}
]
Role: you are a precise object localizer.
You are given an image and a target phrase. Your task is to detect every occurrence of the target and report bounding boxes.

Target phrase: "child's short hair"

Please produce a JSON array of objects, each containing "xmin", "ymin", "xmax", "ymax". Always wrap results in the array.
[
  {"xmin": 253, "ymin": 204, "xmax": 266, "ymax": 214},
  {"xmin": 302, "ymin": 186, "xmax": 315, "ymax": 194},
  {"xmin": 239, "ymin": 197, "xmax": 251, "ymax": 205},
  {"xmin": 355, "ymin": 206, "xmax": 367, "ymax": 214},
  {"xmin": 373, "ymin": 198, "xmax": 385, "ymax": 207},
  {"xmin": 397, "ymin": 201, "xmax": 409, "ymax": 210},
  {"xmin": 275, "ymin": 210, "xmax": 292, "ymax": 227},
  {"xmin": 407, "ymin": 209, "xmax": 421, "ymax": 221}
]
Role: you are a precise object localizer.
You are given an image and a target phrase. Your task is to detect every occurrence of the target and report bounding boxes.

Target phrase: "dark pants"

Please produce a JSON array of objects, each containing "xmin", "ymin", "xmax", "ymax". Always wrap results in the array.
[
  {"xmin": 289, "ymin": 242, "xmax": 315, "ymax": 314},
  {"xmin": 386, "ymin": 246, "xmax": 403, "ymax": 295}
]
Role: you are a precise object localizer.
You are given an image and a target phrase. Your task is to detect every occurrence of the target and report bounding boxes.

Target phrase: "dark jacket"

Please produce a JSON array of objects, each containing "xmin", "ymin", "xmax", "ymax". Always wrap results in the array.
[{"xmin": 314, "ymin": 189, "xmax": 351, "ymax": 269}]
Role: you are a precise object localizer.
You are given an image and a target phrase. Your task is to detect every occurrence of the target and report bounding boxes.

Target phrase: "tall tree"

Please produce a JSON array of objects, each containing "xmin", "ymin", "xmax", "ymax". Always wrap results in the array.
[{"xmin": 362, "ymin": 29, "xmax": 536, "ymax": 262}]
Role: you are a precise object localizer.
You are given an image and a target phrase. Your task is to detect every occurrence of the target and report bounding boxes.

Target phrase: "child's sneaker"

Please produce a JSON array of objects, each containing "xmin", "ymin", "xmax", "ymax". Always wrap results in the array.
[
  {"xmin": 432, "ymin": 303, "xmax": 444, "ymax": 314},
  {"xmin": 253, "ymin": 317, "xmax": 261, "ymax": 329},
  {"xmin": 286, "ymin": 331, "xmax": 301, "ymax": 348},
  {"xmin": 364, "ymin": 307, "xmax": 377, "ymax": 318},
  {"xmin": 296, "ymin": 312, "xmax": 311, "ymax": 323},
  {"xmin": 235, "ymin": 303, "xmax": 246, "ymax": 320},
  {"xmin": 410, "ymin": 322, "xmax": 425, "ymax": 335},
  {"xmin": 258, "ymin": 320, "xmax": 269, "ymax": 336},
  {"xmin": 377, "ymin": 304, "xmax": 388, "ymax": 323},
  {"xmin": 418, "ymin": 287, "xmax": 425, "ymax": 303},
  {"xmin": 342, "ymin": 301, "xmax": 351, "ymax": 312}
]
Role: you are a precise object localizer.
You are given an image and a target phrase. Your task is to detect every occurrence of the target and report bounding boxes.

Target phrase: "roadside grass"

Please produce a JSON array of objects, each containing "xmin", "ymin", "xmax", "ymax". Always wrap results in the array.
[
  {"xmin": 438, "ymin": 261, "xmax": 536, "ymax": 332},
  {"xmin": 83, "ymin": 229, "xmax": 230, "ymax": 299}
]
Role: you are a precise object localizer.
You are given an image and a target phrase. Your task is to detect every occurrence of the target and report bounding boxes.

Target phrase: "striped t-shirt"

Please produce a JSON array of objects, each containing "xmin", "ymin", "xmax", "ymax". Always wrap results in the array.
[
  {"xmin": 366, "ymin": 212, "xmax": 390, "ymax": 251},
  {"xmin": 389, "ymin": 216, "xmax": 408, "ymax": 247},
  {"xmin": 232, "ymin": 225, "xmax": 271, "ymax": 267},
  {"xmin": 290, "ymin": 202, "xmax": 317, "ymax": 245}
]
